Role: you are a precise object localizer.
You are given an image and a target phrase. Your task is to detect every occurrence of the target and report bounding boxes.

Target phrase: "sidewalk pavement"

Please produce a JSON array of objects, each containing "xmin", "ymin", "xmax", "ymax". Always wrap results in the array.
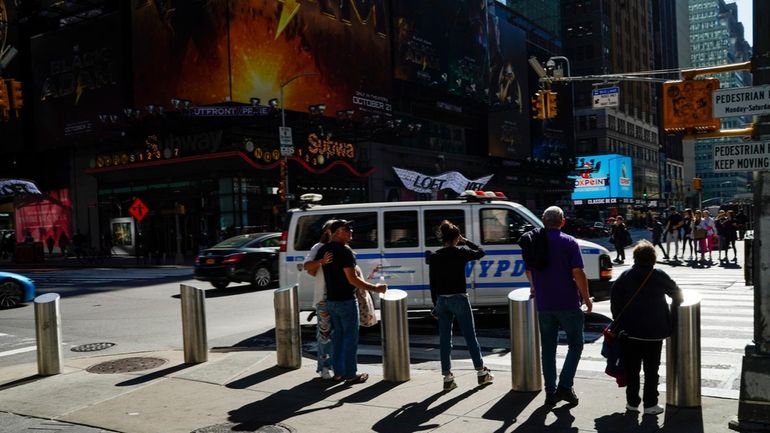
[{"xmin": 0, "ymin": 349, "xmax": 737, "ymax": 433}]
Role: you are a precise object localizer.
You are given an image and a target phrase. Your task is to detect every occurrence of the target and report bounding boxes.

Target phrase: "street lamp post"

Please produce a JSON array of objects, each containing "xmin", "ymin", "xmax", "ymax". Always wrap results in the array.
[
  {"xmin": 720, "ymin": 181, "xmax": 733, "ymax": 205},
  {"xmin": 278, "ymin": 72, "xmax": 320, "ymax": 213}
]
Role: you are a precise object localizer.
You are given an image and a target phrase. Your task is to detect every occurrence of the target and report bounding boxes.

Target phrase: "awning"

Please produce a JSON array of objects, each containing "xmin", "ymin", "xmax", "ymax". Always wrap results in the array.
[{"xmin": 0, "ymin": 179, "xmax": 42, "ymax": 201}]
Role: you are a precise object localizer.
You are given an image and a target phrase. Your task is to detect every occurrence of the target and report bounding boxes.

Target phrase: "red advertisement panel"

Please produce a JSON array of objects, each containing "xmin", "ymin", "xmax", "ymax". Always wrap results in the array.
[{"xmin": 14, "ymin": 189, "xmax": 72, "ymax": 248}]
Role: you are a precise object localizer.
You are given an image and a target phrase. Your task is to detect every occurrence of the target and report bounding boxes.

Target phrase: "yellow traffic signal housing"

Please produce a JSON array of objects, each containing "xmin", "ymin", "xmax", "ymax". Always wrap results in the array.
[
  {"xmin": 546, "ymin": 91, "xmax": 558, "ymax": 118},
  {"xmin": 9, "ymin": 80, "xmax": 23, "ymax": 110},
  {"xmin": 0, "ymin": 79, "xmax": 9, "ymax": 119},
  {"xmin": 692, "ymin": 177, "xmax": 702, "ymax": 191},
  {"xmin": 662, "ymin": 79, "xmax": 720, "ymax": 133},
  {"xmin": 531, "ymin": 91, "xmax": 546, "ymax": 120}
]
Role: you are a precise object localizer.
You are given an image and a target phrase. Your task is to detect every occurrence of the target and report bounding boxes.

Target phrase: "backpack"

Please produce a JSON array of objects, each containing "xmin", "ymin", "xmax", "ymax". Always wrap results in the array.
[{"xmin": 520, "ymin": 228, "xmax": 549, "ymax": 271}]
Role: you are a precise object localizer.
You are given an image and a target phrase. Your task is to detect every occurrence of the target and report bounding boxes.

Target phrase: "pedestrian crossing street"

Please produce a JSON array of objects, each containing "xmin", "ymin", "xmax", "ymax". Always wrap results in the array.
[
  {"xmin": 352, "ymin": 266, "xmax": 752, "ymax": 400},
  {"xmin": 21, "ymin": 268, "xmax": 194, "ymax": 289}
]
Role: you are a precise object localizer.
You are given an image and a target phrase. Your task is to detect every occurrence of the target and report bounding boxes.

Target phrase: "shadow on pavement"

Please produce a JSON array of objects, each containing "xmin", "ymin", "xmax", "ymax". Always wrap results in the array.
[
  {"xmin": 115, "ymin": 363, "xmax": 193, "ymax": 387},
  {"xmin": 0, "ymin": 374, "xmax": 47, "ymax": 391},
  {"xmin": 482, "ymin": 390, "xmax": 539, "ymax": 433},
  {"xmin": 512, "ymin": 405, "xmax": 578, "ymax": 432},
  {"xmin": 225, "ymin": 365, "xmax": 291, "ymax": 389},
  {"xmin": 227, "ymin": 378, "xmax": 351, "ymax": 429},
  {"xmin": 370, "ymin": 386, "xmax": 481, "ymax": 433}
]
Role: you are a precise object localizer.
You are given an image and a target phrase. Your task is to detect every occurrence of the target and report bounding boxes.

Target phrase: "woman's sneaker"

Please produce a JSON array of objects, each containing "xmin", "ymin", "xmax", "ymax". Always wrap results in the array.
[
  {"xmin": 320, "ymin": 367, "xmax": 332, "ymax": 380},
  {"xmin": 443, "ymin": 373, "xmax": 457, "ymax": 391},
  {"xmin": 643, "ymin": 405, "xmax": 664, "ymax": 415},
  {"xmin": 477, "ymin": 367, "xmax": 494, "ymax": 385}
]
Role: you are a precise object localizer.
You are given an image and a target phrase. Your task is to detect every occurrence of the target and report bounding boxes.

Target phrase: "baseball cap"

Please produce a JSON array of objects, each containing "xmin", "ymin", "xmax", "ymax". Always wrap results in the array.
[{"xmin": 328, "ymin": 219, "xmax": 354, "ymax": 232}]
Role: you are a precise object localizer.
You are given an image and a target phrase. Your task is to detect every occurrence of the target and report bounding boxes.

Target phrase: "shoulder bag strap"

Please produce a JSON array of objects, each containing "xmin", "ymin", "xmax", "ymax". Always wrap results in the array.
[{"xmin": 609, "ymin": 269, "xmax": 654, "ymax": 331}]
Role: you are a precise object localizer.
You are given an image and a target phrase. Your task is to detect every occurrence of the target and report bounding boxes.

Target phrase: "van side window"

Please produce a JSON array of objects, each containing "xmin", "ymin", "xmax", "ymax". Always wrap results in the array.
[
  {"xmin": 294, "ymin": 212, "xmax": 379, "ymax": 251},
  {"xmin": 384, "ymin": 211, "xmax": 418, "ymax": 248},
  {"xmin": 424, "ymin": 210, "xmax": 465, "ymax": 247},
  {"xmin": 480, "ymin": 208, "xmax": 534, "ymax": 245}
]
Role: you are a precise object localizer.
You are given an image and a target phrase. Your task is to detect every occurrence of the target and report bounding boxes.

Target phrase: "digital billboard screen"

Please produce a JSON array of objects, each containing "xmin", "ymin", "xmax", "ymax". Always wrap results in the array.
[
  {"xmin": 571, "ymin": 154, "xmax": 633, "ymax": 200},
  {"xmin": 132, "ymin": 0, "xmax": 392, "ymax": 117}
]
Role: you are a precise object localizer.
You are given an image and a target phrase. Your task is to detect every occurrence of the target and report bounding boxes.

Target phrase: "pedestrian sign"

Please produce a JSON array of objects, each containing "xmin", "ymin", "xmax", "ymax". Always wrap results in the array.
[
  {"xmin": 279, "ymin": 126, "xmax": 293, "ymax": 146},
  {"xmin": 129, "ymin": 198, "xmax": 150, "ymax": 222}
]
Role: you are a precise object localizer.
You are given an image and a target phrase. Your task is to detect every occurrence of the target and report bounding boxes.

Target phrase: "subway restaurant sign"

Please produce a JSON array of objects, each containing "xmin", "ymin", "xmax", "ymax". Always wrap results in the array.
[{"xmin": 713, "ymin": 141, "xmax": 770, "ymax": 172}]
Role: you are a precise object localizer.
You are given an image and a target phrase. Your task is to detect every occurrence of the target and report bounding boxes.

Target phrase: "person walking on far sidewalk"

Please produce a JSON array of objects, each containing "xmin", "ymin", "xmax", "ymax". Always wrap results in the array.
[
  {"xmin": 316, "ymin": 219, "xmax": 387, "ymax": 384},
  {"xmin": 610, "ymin": 216, "xmax": 631, "ymax": 264},
  {"xmin": 664, "ymin": 207, "xmax": 683, "ymax": 261},
  {"xmin": 303, "ymin": 222, "xmax": 334, "ymax": 380},
  {"xmin": 647, "ymin": 216, "xmax": 668, "ymax": 259},
  {"xmin": 523, "ymin": 206, "xmax": 592, "ymax": 406},
  {"xmin": 702, "ymin": 210, "xmax": 716, "ymax": 263},
  {"xmin": 611, "ymin": 240, "xmax": 683, "ymax": 416},
  {"xmin": 428, "ymin": 220, "xmax": 493, "ymax": 391}
]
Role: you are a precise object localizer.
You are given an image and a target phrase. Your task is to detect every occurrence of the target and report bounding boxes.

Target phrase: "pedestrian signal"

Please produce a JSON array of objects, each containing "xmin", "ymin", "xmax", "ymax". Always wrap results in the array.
[
  {"xmin": 0, "ymin": 79, "xmax": 9, "ymax": 120},
  {"xmin": 662, "ymin": 79, "xmax": 720, "ymax": 133},
  {"xmin": 9, "ymin": 80, "xmax": 23, "ymax": 110},
  {"xmin": 692, "ymin": 177, "xmax": 702, "ymax": 191}
]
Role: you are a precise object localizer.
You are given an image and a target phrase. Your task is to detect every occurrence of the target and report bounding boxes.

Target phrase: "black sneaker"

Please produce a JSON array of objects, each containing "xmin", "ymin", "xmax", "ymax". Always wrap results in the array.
[
  {"xmin": 556, "ymin": 387, "xmax": 579, "ymax": 405},
  {"xmin": 544, "ymin": 392, "xmax": 558, "ymax": 406}
]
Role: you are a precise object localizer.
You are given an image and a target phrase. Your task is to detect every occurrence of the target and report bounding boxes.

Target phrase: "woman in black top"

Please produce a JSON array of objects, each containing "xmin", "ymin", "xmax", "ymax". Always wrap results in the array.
[
  {"xmin": 610, "ymin": 240, "xmax": 683, "ymax": 415},
  {"xmin": 428, "ymin": 220, "xmax": 493, "ymax": 391}
]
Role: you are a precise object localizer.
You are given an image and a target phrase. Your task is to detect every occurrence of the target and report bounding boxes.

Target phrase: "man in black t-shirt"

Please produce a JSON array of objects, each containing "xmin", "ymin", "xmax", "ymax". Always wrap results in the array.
[
  {"xmin": 664, "ymin": 207, "xmax": 684, "ymax": 261},
  {"xmin": 316, "ymin": 219, "xmax": 387, "ymax": 384}
]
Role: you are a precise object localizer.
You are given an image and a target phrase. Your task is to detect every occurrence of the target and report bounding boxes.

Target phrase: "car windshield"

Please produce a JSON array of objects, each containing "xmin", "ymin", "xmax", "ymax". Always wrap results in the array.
[{"xmin": 212, "ymin": 233, "xmax": 274, "ymax": 248}]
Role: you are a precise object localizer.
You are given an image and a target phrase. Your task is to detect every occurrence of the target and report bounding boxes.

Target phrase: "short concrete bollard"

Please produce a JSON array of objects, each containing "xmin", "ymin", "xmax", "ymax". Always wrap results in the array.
[
  {"xmin": 34, "ymin": 293, "xmax": 62, "ymax": 376},
  {"xmin": 508, "ymin": 288, "xmax": 542, "ymax": 391},
  {"xmin": 667, "ymin": 289, "xmax": 701, "ymax": 407},
  {"xmin": 274, "ymin": 285, "xmax": 301, "ymax": 369},
  {"xmin": 381, "ymin": 289, "xmax": 410, "ymax": 382},
  {"xmin": 180, "ymin": 284, "xmax": 208, "ymax": 364}
]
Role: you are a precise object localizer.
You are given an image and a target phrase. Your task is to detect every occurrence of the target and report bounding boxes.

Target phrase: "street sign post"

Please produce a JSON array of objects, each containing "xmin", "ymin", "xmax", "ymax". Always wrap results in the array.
[
  {"xmin": 279, "ymin": 126, "xmax": 294, "ymax": 156},
  {"xmin": 712, "ymin": 141, "xmax": 770, "ymax": 172},
  {"xmin": 713, "ymin": 84, "xmax": 770, "ymax": 118},
  {"xmin": 592, "ymin": 86, "xmax": 619, "ymax": 108}
]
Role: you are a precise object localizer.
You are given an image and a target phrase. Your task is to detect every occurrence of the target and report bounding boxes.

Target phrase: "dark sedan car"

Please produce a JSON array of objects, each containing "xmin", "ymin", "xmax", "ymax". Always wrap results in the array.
[{"xmin": 194, "ymin": 232, "xmax": 280, "ymax": 289}]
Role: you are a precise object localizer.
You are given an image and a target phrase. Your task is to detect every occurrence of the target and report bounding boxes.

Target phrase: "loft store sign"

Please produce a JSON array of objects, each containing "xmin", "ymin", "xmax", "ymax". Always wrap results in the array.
[{"xmin": 393, "ymin": 167, "xmax": 494, "ymax": 194}]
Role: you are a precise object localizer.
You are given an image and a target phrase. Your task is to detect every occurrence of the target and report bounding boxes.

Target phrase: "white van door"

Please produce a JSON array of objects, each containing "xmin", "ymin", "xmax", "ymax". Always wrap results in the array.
[
  {"xmin": 374, "ymin": 207, "xmax": 426, "ymax": 307},
  {"xmin": 420, "ymin": 207, "xmax": 474, "ymax": 307},
  {"xmin": 469, "ymin": 204, "xmax": 538, "ymax": 306}
]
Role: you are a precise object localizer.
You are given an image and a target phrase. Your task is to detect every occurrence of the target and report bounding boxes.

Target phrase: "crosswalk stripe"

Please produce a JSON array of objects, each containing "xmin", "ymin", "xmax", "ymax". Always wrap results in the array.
[{"xmin": 0, "ymin": 346, "xmax": 36, "ymax": 358}]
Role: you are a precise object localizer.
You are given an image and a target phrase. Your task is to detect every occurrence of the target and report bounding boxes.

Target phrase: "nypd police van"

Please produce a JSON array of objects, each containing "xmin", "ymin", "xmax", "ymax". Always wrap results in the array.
[{"xmin": 279, "ymin": 193, "xmax": 613, "ymax": 311}]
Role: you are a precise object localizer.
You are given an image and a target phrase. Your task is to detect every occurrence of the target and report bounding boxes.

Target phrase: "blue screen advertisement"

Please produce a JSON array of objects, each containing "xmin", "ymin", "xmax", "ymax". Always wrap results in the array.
[{"xmin": 571, "ymin": 154, "xmax": 633, "ymax": 200}]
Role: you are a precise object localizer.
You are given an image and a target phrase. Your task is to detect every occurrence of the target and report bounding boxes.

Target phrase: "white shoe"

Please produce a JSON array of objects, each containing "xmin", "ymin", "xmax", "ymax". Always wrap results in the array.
[
  {"xmin": 320, "ymin": 367, "xmax": 332, "ymax": 380},
  {"xmin": 644, "ymin": 405, "xmax": 664, "ymax": 415},
  {"xmin": 626, "ymin": 404, "xmax": 640, "ymax": 412}
]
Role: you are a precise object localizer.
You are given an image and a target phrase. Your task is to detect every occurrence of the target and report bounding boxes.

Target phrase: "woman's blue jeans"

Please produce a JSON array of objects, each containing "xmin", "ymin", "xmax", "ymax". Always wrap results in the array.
[
  {"xmin": 538, "ymin": 309, "xmax": 585, "ymax": 394},
  {"xmin": 326, "ymin": 298, "xmax": 359, "ymax": 379},
  {"xmin": 315, "ymin": 300, "xmax": 333, "ymax": 373},
  {"xmin": 436, "ymin": 294, "xmax": 484, "ymax": 374}
]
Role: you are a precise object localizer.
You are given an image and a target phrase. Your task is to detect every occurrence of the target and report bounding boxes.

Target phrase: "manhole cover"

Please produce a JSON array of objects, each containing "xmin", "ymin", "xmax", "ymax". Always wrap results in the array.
[
  {"xmin": 191, "ymin": 422, "xmax": 294, "ymax": 433},
  {"xmin": 86, "ymin": 357, "xmax": 167, "ymax": 374},
  {"xmin": 71, "ymin": 342, "xmax": 116, "ymax": 352}
]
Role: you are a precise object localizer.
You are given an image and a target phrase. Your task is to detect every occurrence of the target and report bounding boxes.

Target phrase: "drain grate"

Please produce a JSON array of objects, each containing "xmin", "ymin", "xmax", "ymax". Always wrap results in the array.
[
  {"xmin": 86, "ymin": 357, "xmax": 167, "ymax": 374},
  {"xmin": 191, "ymin": 422, "xmax": 295, "ymax": 433},
  {"xmin": 71, "ymin": 342, "xmax": 116, "ymax": 352}
]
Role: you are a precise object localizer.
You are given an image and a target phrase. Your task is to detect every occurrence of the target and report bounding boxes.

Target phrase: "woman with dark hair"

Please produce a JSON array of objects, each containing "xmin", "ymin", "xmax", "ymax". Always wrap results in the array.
[
  {"xmin": 428, "ymin": 220, "xmax": 493, "ymax": 391},
  {"xmin": 610, "ymin": 240, "xmax": 683, "ymax": 416}
]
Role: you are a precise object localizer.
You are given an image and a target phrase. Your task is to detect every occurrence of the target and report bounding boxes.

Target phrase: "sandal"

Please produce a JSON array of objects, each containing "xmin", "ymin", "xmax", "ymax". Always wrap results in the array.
[
  {"xmin": 332, "ymin": 375, "xmax": 344, "ymax": 382},
  {"xmin": 344, "ymin": 373, "xmax": 369, "ymax": 384}
]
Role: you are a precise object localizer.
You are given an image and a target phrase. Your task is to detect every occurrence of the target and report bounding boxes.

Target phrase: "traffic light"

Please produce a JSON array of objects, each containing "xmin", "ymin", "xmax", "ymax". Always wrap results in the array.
[
  {"xmin": 9, "ymin": 80, "xmax": 23, "ymax": 110},
  {"xmin": 692, "ymin": 177, "xmax": 702, "ymax": 191},
  {"xmin": 546, "ymin": 90, "xmax": 558, "ymax": 118},
  {"xmin": 530, "ymin": 91, "xmax": 545, "ymax": 120},
  {"xmin": 643, "ymin": 190, "xmax": 647, "ymax": 200},
  {"xmin": 278, "ymin": 181, "xmax": 286, "ymax": 201},
  {"xmin": 0, "ymin": 79, "xmax": 9, "ymax": 120}
]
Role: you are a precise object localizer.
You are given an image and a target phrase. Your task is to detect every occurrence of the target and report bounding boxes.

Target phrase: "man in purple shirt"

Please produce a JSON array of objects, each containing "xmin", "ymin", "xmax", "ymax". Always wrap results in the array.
[{"xmin": 525, "ymin": 206, "xmax": 592, "ymax": 406}]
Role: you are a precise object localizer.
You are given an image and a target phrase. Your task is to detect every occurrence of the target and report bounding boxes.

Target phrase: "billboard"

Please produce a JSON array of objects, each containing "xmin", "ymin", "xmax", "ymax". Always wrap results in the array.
[
  {"xmin": 487, "ymin": 17, "xmax": 528, "ymax": 158},
  {"xmin": 30, "ymin": 13, "xmax": 125, "ymax": 147},
  {"xmin": 571, "ymin": 154, "xmax": 633, "ymax": 200},
  {"xmin": 392, "ymin": 0, "xmax": 489, "ymax": 101},
  {"xmin": 132, "ymin": 0, "xmax": 392, "ymax": 117}
]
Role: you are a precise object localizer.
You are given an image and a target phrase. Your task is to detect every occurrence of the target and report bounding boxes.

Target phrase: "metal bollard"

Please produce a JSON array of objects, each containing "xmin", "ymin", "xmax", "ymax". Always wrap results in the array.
[
  {"xmin": 274, "ymin": 285, "xmax": 301, "ymax": 369},
  {"xmin": 180, "ymin": 284, "xmax": 208, "ymax": 364},
  {"xmin": 666, "ymin": 289, "xmax": 701, "ymax": 407},
  {"xmin": 34, "ymin": 293, "xmax": 62, "ymax": 376},
  {"xmin": 381, "ymin": 289, "xmax": 410, "ymax": 382},
  {"xmin": 508, "ymin": 289, "xmax": 542, "ymax": 391}
]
